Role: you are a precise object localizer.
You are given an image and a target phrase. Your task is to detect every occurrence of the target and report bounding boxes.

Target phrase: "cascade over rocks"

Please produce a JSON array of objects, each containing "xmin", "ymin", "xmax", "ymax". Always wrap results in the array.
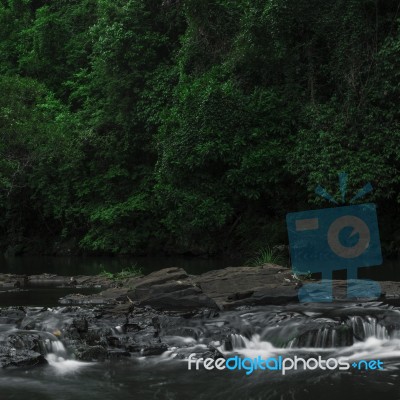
[{"xmin": 1, "ymin": 264, "xmax": 400, "ymax": 368}]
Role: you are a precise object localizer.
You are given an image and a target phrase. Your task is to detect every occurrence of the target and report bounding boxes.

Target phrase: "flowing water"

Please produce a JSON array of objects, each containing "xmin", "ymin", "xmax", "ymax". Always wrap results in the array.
[{"xmin": 0, "ymin": 303, "xmax": 400, "ymax": 399}]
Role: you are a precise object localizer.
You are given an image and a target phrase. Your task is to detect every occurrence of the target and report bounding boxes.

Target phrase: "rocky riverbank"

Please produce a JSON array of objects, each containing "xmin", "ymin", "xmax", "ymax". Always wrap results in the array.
[
  {"xmin": 2, "ymin": 264, "xmax": 397, "ymax": 309},
  {"xmin": 1, "ymin": 264, "xmax": 400, "ymax": 369}
]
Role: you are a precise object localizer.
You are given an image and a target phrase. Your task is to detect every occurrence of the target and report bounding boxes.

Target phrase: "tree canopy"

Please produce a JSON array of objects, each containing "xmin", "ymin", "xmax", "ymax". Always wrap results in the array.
[{"xmin": 1, "ymin": 0, "xmax": 400, "ymax": 256}]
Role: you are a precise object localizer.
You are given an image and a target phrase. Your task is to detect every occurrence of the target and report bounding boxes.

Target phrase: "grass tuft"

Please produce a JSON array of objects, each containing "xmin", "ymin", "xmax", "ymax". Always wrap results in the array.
[
  {"xmin": 248, "ymin": 245, "xmax": 285, "ymax": 267},
  {"xmin": 98, "ymin": 265, "xmax": 143, "ymax": 280}
]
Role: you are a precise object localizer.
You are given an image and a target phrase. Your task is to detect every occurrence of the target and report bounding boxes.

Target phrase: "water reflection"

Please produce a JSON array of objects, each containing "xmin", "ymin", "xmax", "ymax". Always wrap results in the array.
[
  {"xmin": 0, "ymin": 255, "xmax": 243, "ymax": 276},
  {"xmin": 1, "ymin": 255, "xmax": 400, "ymax": 281}
]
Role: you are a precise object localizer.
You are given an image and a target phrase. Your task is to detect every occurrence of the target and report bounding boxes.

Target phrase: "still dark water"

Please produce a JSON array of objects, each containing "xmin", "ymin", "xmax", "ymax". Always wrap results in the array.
[
  {"xmin": 0, "ymin": 255, "xmax": 243, "ymax": 276},
  {"xmin": 1, "ymin": 255, "xmax": 400, "ymax": 280},
  {"xmin": 0, "ymin": 256, "xmax": 242, "ymax": 308}
]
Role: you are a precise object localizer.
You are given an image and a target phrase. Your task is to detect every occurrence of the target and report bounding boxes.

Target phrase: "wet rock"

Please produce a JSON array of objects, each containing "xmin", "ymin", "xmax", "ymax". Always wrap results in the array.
[
  {"xmin": 81, "ymin": 328, "xmax": 111, "ymax": 346},
  {"xmin": 156, "ymin": 314, "xmax": 199, "ymax": 338},
  {"xmin": 139, "ymin": 343, "xmax": 168, "ymax": 356},
  {"xmin": 7, "ymin": 333, "xmax": 45, "ymax": 354},
  {"xmin": 20, "ymin": 308, "xmax": 69, "ymax": 332},
  {"xmin": 76, "ymin": 345, "xmax": 108, "ymax": 361},
  {"xmin": 126, "ymin": 308, "xmax": 159, "ymax": 331},
  {"xmin": 107, "ymin": 336, "xmax": 121, "ymax": 347},
  {"xmin": 0, "ymin": 308, "xmax": 26, "ymax": 325},
  {"xmin": 64, "ymin": 327, "xmax": 81, "ymax": 340},
  {"xmin": 0, "ymin": 346, "xmax": 47, "ymax": 368},
  {"xmin": 201, "ymin": 347, "xmax": 225, "ymax": 361},
  {"xmin": 123, "ymin": 322, "xmax": 168, "ymax": 356},
  {"xmin": 380, "ymin": 312, "xmax": 400, "ymax": 334},
  {"xmin": 192, "ymin": 309, "xmax": 220, "ymax": 319},
  {"xmin": 107, "ymin": 349, "xmax": 130, "ymax": 359},
  {"xmin": 73, "ymin": 318, "xmax": 88, "ymax": 333}
]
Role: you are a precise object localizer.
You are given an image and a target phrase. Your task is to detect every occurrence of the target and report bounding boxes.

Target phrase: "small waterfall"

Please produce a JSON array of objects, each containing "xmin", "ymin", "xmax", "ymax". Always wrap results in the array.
[
  {"xmin": 229, "ymin": 334, "xmax": 247, "ymax": 349},
  {"xmin": 286, "ymin": 325, "xmax": 348, "ymax": 348},
  {"xmin": 41, "ymin": 332, "xmax": 91, "ymax": 373},
  {"xmin": 314, "ymin": 327, "xmax": 337, "ymax": 348},
  {"xmin": 348, "ymin": 316, "xmax": 389, "ymax": 341},
  {"xmin": 21, "ymin": 330, "xmax": 69, "ymax": 358},
  {"xmin": 46, "ymin": 337, "xmax": 67, "ymax": 358},
  {"xmin": 225, "ymin": 333, "xmax": 275, "ymax": 353},
  {"xmin": 225, "ymin": 315, "xmax": 391, "ymax": 352}
]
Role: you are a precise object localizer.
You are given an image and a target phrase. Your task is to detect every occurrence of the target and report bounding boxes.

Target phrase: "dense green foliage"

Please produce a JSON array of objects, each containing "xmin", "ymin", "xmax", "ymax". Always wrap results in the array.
[{"xmin": 1, "ymin": 0, "xmax": 400, "ymax": 256}]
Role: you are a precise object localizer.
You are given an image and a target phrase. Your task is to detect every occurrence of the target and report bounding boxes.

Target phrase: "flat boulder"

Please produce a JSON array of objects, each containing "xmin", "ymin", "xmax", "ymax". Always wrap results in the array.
[
  {"xmin": 128, "ymin": 268, "xmax": 219, "ymax": 311},
  {"xmin": 193, "ymin": 265, "xmax": 298, "ymax": 309}
]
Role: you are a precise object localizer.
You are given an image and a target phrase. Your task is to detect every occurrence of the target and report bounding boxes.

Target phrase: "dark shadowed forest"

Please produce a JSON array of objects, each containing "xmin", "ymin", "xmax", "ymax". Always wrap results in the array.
[{"xmin": 1, "ymin": 0, "xmax": 400, "ymax": 257}]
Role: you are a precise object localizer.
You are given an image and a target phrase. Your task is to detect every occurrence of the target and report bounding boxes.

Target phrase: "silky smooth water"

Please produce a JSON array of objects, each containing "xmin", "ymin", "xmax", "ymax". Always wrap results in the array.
[{"xmin": 0, "ymin": 303, "xmax": 399, "ymax": 400}]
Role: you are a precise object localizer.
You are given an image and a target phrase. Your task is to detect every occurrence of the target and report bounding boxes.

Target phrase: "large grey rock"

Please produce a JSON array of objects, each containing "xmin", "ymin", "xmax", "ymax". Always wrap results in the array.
[
  {"xmin": 193, "ymin": 265, "xmax": 298, "ymax": 309},
  {"xmin": 128, "ymin": 268, "xmax": 219, "ymax": 311}
]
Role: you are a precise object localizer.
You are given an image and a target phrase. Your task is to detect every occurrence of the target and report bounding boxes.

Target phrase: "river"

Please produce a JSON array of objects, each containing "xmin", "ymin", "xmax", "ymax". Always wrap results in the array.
[
  {"xmin": 0, "ymin": 303, "xmax": 399, "ymax": 399},
  {"xmin": 1, "ymin": 255, "xmax": 400, "ymax": 280},
  {"xmin": 0, "ymin": 256, "xmax": 400, "ymax": 399}
]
